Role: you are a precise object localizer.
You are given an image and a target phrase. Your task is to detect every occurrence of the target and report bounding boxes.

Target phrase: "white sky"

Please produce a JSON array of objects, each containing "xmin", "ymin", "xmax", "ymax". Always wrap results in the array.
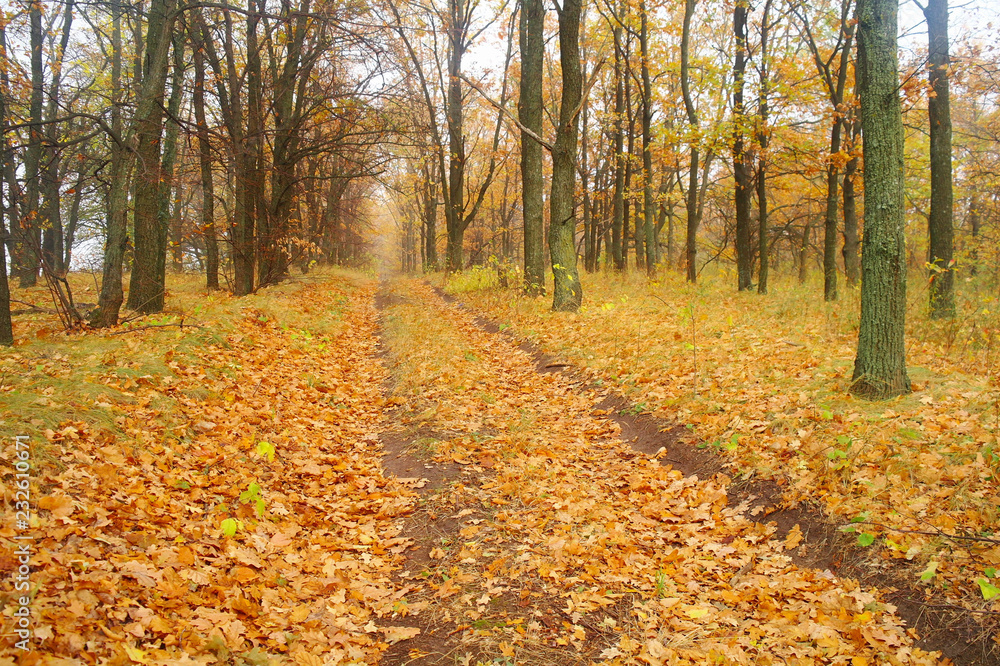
[{"xmin": 898, "ymin": 0, "xmax": 1000, "ymax": 52}]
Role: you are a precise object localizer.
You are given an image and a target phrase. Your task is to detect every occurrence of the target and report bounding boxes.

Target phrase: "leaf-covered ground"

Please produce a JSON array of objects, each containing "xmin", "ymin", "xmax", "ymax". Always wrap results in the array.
[
  {"xmin": 445, "ymin": 269, "xmax": 1000, "ymax": 661},
  {"xmin": 0, "ymin": 270, "xmax": 966, "ymax": 664},
  {"xmin": 1, "ymin": 276, "xmax": 416, "ymax": 664}
]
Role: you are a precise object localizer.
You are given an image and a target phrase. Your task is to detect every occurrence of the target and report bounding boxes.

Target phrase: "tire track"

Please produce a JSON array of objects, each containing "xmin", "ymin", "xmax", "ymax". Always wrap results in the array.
[{"xmin": 375, "ymin": 278, "xmax": 940, "ymax": 665}]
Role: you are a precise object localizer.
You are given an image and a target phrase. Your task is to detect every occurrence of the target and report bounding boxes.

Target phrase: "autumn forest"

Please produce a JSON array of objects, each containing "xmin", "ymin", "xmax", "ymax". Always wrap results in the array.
[{"xmin": 1, "ymin": 0, "xmax": 1000, "ymax": 662}]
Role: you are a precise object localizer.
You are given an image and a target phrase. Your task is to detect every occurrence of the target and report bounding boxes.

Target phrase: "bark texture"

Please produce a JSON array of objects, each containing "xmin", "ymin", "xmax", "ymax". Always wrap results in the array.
[
  {"xmin": 549, "ymin": 0, "xmax": 583, "ymax": 311},
  {"xmin": 851, "ymin": 0, "xmax": 911, "ymax": 399},
  {"xmin": 925, "ymin": 0, "xmax": 954, "ymax": 318},
  {"xmin": 519, "ymin": 0, "xmax": 545, "ymax": 293},
  {"xmin": 733, "ymin": 1, "xmax": 752, "ymax": 291}
]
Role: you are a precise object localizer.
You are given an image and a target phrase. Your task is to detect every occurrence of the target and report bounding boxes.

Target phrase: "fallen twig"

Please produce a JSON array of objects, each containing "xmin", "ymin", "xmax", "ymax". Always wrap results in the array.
[
  {"xmin": 849, "ymin": 521, "xmax": 1000, "ymax": 546},
  {"xmin": 11, "ymin": 307, "xmax": 58, "ymax": 316},
  {"xmin": 109, "ymin": 322, "xmax": 203, "ymax": 336}
]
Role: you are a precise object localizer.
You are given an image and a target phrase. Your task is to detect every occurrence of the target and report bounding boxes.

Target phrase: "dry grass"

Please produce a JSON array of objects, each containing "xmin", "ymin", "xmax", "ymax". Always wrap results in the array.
[
  {"xmin": 0, "ymin": 267, "xmax": 364, "ymax": 448},
  {"xmin": 444, "ymin": 267, "xmax": 1000, "ymax": 621}
]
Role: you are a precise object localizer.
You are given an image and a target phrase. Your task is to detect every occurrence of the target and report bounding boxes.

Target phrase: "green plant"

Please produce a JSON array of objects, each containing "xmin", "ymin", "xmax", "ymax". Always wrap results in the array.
[
  {"xmin": 255, "ymin": 440, "xmax": 276, "ymax": 462},
  {"xmin": 826, "ymin": 435, "xmax": 853, "ymax": 469},
  {"xmin": 221, "ymin": 517, "xmax": 244, "ymax": 537},
  {"xmin": 240, "ymin": 482, "xmax": 266, "ymax": 517},
  {"xmin": 655, "ymin": 569, "xmax": 668, "ymax": 598}
]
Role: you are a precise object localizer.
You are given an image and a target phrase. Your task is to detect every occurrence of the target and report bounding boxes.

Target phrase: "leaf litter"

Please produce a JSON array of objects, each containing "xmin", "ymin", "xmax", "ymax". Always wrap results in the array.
[
  {"xmin": 447, "ymin": 271, "xmax": 1000, "ymax": 661},
  {"xmin": 0, "ymin": 273, "xmax": 952, "ymax": 664},
  {"xmin": 375, "ymin": 278, "xmax": 941, "ymax": 665},
  {"xmin": 1, "ymin": 277, "xmax": 419, "ymax": 664}
]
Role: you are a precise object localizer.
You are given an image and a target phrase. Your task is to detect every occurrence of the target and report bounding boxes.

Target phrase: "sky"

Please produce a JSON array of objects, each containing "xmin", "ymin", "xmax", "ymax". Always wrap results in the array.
[{"xmin": 898, "ymin": 0, "xmax": 1000, "ymax": 52}]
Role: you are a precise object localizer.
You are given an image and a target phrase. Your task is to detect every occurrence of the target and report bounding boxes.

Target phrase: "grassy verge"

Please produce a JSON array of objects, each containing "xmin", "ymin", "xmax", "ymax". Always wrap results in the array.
[
  {"xmin": 443, "ymin": 268, "xmax": 1000, "ymax": 631},
  {"xmin": 1, "ymin": 268, "xmax": 413, "ymax": 664}
]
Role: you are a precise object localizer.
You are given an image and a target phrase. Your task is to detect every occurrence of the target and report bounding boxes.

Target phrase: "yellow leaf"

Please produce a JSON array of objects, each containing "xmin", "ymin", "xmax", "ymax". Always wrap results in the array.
[
  {"xmin": 123, "ymin": 646, "xmax": 148, "ymax": 664},
  {"xmin": 38, "ymin": 494, "xmax": 74, "ymax": 518},
  {"xmin": 784, "ymin": 524, "xmax": 803, "ymax": 551},
  {"xmin": 382, "ymin": 626, "xmax": 420, "ymax": 644}
]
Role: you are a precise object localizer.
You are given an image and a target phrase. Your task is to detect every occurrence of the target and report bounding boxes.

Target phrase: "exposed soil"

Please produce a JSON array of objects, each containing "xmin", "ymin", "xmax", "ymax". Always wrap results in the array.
[
  {"xmin": 375, "ymin": 285, "xmax": 504, "ymax": 665},
  {"xmin": 434, "ymin": 283, "xmax": 998, "ymax": 666}
]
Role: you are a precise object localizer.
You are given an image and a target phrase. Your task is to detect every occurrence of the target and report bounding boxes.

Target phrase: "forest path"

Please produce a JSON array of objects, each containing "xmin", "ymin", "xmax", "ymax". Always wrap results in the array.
[
  {"xmin": 2, "ymin": 272, "xmax": 943, "ymax": 666},
  {"xmin": 372, "ymin": 277, "xmax": 941, "ymax": 665}
]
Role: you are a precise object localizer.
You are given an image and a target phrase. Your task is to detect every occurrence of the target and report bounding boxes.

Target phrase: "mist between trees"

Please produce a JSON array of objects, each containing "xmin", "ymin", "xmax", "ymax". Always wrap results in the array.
[{"xmin": 1, "ymin": 0, "xmax": 998, "ymax": 396}]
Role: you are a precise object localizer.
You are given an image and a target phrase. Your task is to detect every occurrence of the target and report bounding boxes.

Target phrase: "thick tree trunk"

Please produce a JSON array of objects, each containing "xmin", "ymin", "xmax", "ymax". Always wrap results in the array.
[
  {"xmin": 550, "ymin": 0, "xmax": 583, "ymax": 311},
  {"xmin": 127, "ymin": 0, "xmax": 177, "ymax": 313},
  {"xmin": 445, "ymin": 0, "xmax": 467, "ymax": 273},
  {"xmin": 925, "ymin": 0, "xmax": 954, "ymax": 318},
  {"xmin": 520, "ymin": 0, "xmax": 545, "ymax": 291},
  {"xmin": 15, "ymin": 0, "xmax": 44, "ymax": 287},
  {"xmin": 851, "ymin": 0, "xmax": 910, "ymax": 399},
  {"xmin": 733, "ymin": 1, "xmax": 752, "ymax": 290},
  {"xmin": 240, "ymin": 0, "xmax": 264, "ymax": 295}
]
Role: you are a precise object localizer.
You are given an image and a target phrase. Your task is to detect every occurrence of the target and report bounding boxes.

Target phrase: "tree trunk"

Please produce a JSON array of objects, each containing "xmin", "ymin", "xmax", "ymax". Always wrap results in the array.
[
  {"xmin": 550, "ymin": 0, "xmax": 583, "ymax": 311},
  {"xmin": 822, "ymin": 133, "xmax": 843, "ymax": 301},
  {"xmin": 63, "ymin": 172, "xmax": 84, "ymax": 270},
  {"xmin": 733, "ymin": 1, "xmax": 752, "ymax": 290},
  {"xmin": 262, "ymin": 0, "xmax": 310, "ymax": 286},
  {"xmin": 422, "ymin": 159, "xmax": 438, "ymax": 271},
  {"xmin": 445, "ymin": 0, "xmax": 468, "ymax": 272},
  {"xmin": 624, "ymin": 53, "xmax": 639, "ymax": 272},
  {"xmin": 851, "ymin": 0, "xmax": 910, "ymax": 399},
  {"xmin": 94, "ymin": 0, "xmax": 128, "ymax": 327},
  {"xmin": 640, "ymin": 0, "xmax": 656, "ymax": 276},
  {"xmin": 0, "ymin": 23, "xmax": 14, "ymax": 344},
  {"xmin": 925, "ymin": 0, "xmax": 954, "ymax": 318},
  {"xmin": 520, "ymin": 0, "xmax": 545, "ymax": 291},
  {"xmin": 126, "ymin": 0, "xmax": 178, "ymax": 313},
  {"xmin": 968, "ymin": 195, "xmax": 980, "ymax": 276},
  {"xmin": 842, "ymin": 117, "xmax": 861, "ymax": 285},
  {"xmin": 0, "ymin": 194, "xmax": 10, "ymax": 343},
  {"xmin": 40, "ymin": 0, "xmax": 74, "ymax": 276},
  {"xmin": 799, "ymin": 218, "xmax": 810, "ymax": 284},
  {"xmin": 193, "ymin": 33, "xmax": 219, "ymax": 290},
  {"xmin": 681, "ymin": 0, "xmax": 700, "ymax": 283},
  {"xmin": 158, "ymin": 31, "xmax": 185, "ymax": 279},
  {"xmin": 757, "ymin": 0, "xmax": 773, "ymax": 294},
  {"xmin": 581, "ymin": 88, "xmax": 595, "ymax": 273},
  {"xmin": 241, "ymin": 0, "xmax": 264, "ymax": 295},
  {"xmin": 798, "ymin": 0, "xmax": 855, "ymax": 301},
  {"xmin": 15, "ymin": 0, "xmax": 44, "ymax": 287},
  {"xmin": 611, "ymin": 24, "xmax": 625, "ymax": 272}
]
